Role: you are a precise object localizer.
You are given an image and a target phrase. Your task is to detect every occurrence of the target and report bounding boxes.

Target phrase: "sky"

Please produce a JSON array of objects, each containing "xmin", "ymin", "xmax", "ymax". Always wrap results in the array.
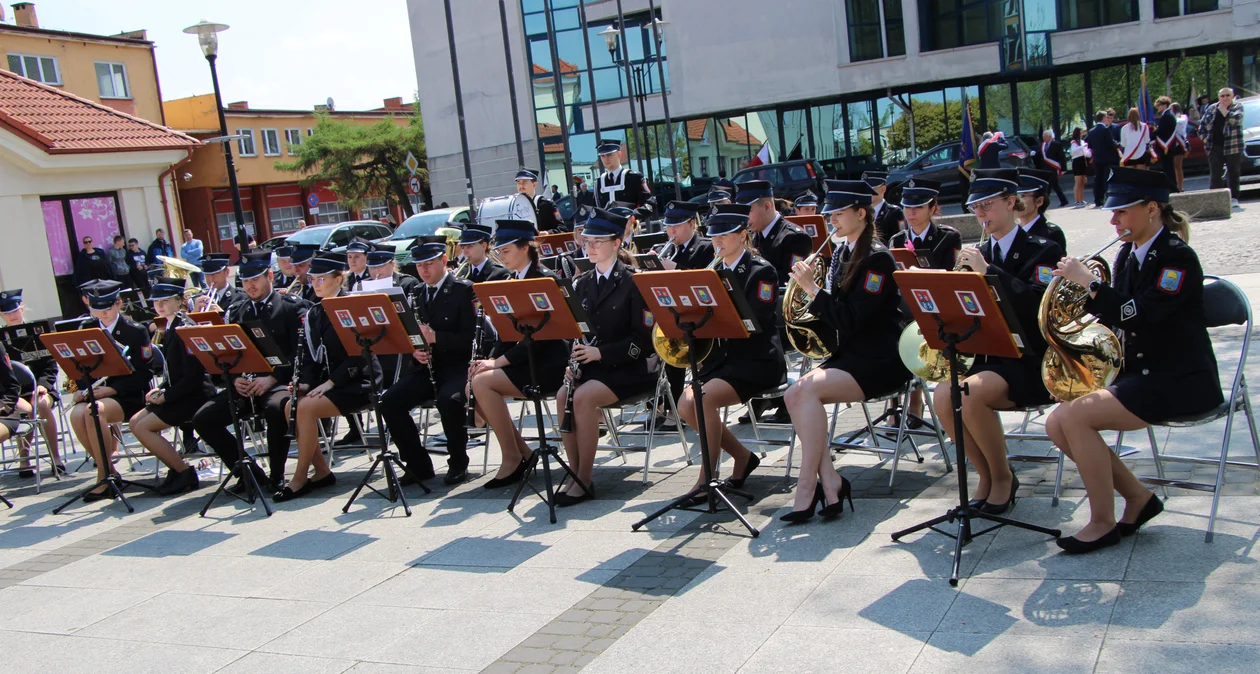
[{"xmin": 23, "ymin": 0, "xmax": 418, "ymax": 111}]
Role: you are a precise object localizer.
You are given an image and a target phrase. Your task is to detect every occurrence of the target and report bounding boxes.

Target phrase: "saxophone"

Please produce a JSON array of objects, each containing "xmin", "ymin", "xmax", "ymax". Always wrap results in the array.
[{"xmin": 289, "ymin": 318, "xmax": 306, "ymax": 437}]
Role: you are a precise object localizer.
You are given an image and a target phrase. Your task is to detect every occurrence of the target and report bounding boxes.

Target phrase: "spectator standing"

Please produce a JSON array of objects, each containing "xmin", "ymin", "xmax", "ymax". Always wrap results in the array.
[
  {"xmin": 1172, "ymin": 102, "xmax": 1189, "ymax": 191},
  {"xmin": 180, "ymin": 229, "xmax": 204, "ymax": 268},
  {"xmin": 1105, "ymin": 108, "xmax": 1122, "ymax": 142},
  {"xmin": 1153, "ymin": 96, "xmax": 1184, "ymax": 191},
  {"xmin": 295, "ymin": 219, "xmax": 307, "ymax": 230},
  {"xmin": 550, "ymin": 184, "xmax": 561, "ymax": 200},
  {"xmin": 1085, "ymin": 110, "xmax": 1121, "ymax": 208},
  {"xmin": 125, "ymin": 239, "xmax": 149, "ymax": 289},
  {"xmin": 71, "ymin": 236, "xmax": 115, "ymax": 287},
  {"xmin": 1069, "ymin": 127, "xmax": 1090, "ymax": 208},
  {"xmin": 1196, "ymin": 94, "xmax": 1212, "ymax": 121},
  {"xmin": 1197, "ymin": 87, "xmax": 1244, "ymax": 209},
  {"xmin": 1119, "ymin": 107, "xmax": 1151, "ymax": 169},
  {"xmin": 1033, "ymin": 129, "xmax": 1070, "ymax": 207},
  {"xmin": 978, "ymin": 131, "xmax": 1007, "ymax": 169},
  {"xmin": 147, "ymin": 228, "xmax": 173, "ymax": 264},
  {"xmin": 106, "ymin": 235, "xmax": 130, "ymax": 286}
]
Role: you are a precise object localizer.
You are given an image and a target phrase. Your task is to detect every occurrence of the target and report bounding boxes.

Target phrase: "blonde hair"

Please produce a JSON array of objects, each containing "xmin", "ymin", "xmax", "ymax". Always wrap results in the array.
[{"xmin": 1158, "ymin": 203, "xmax": 1191, "ymax": 243}]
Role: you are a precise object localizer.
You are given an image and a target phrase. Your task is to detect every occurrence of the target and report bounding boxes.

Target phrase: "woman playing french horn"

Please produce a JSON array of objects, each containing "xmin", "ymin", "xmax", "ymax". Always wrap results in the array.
[
  {"xmin": 782, "ymin": 182, "xmax": 908, "ymax": 522},
  {"xmin": 1045, "ymin": 168, "xmax": 1220, "ymax": 554}
]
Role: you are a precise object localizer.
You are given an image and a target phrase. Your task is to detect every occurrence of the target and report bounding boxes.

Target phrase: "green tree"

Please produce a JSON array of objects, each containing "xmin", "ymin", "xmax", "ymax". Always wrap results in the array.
[
  {"xmin": 276, "ymin": 104, "xmax": 427, "ymax": 218},
  {"xmin": 625, "ymin": 123, "xmax": 690, "ymax": 181},
  {"xmin": 887, "ymin": 98, "xmax": 980, "ymax": 153}
]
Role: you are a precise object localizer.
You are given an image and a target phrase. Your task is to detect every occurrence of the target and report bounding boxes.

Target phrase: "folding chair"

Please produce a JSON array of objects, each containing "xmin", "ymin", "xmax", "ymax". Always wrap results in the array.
[
  {"xmin": 0, "ymin": 363, "xmax": 61, "ymax": 492},
  {"xmin": 595, "ymin": 368, "xmax": 690, "ymax": 484},
  {"xmin": 1116, "ymin": 276, "xmax": 1260, "ymax": 542},
  {"xmin": 820, "ymin": 377, "xmax": 952, "ymax": 483}
]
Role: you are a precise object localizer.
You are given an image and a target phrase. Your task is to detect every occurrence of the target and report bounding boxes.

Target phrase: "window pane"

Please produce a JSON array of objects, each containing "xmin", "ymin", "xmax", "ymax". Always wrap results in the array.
[
  {"xmin": 95, "ymin": 63, "xmax": 114, "ymax": 97},
  {"xmin": 1091, "ymin": 64, "xmax": 1128, "ymax": 117},
  {"xmin": 810, "ymin": 104, "xmax": 843, "ymax": 161},
  {"xmin": 6, "ymin": 55, "xmax": 20, "ymax": 74},
  {"xmin": 848, "ymin": 100, "xmax": 877, "ymax": 160},
  {"xmin": 40, "ymin": 57, "xmax": 57, "ymax": 83},
  {"xmin": 1154, "ymin": 0, "xmax": 1179, "ymax": 17},
  {"xmin": 1186, "ymin": 0, "xmax": 1218, "ymax": 13},
  {"xmin": 984, "ymin": 83, "xmax": 1014, "ymax": 135},
  {"xmin": 1101, "ymin": 0, "xmax": 1136, "ymax": 24},
  {"xmin": 847, "ymin": 0, "xmax": 884, "ymax": 62},
  {"xmin": 112, "ymin": 64, "xmax": 128, "ymax": 97},
  {"xmin": 1057, "ymin": 73, "xmax": 1088, "ymax": 138},
  {"xmin": 1017, "ymin": 79, "xmax": 1053, "ymax": 138},
  {"xmin": 884, "ymin": 0, "xmax": 906, "ymax": 56},
  {"xmin": 23, "ymin": 56, "xmax": 40, "ymax": 81}
]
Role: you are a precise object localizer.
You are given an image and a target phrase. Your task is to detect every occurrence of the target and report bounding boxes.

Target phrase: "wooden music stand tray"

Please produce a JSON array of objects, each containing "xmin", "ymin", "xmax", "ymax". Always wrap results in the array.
[
  {"xmin": 178, "ymin": 324, "xmax": 278, "ymax": 517},
  {"xmin": 40, "ymin": 328, "xmax": 155, "ymax": 514},
  {"xmin": 889, "ymin": 270, "xmax": 1060, "ymax": 585},
  {"xmin": 788, "ymin": 214, "xmax": 828, "ymax": 253},
  {"xmin": 474, "ymin": 277, "xmax": 588, "ymax": 524},
  {"xmin": 890, "ymin": 247, "xmax": 934, "ymax": 271},
  {"xmin": 536, "ymin": 231, "xmax": 577, "ymax": 258},
  {"xmin": 187, "ymin": 310, "xmax": 225, "ymax": 326},
  {"xmin": 629, "ymin": 269, "xmax": 761, "ymax": 537},
  {"xmin": 322, "ymin": 293, "xmax": 432, "ymax": 517}
]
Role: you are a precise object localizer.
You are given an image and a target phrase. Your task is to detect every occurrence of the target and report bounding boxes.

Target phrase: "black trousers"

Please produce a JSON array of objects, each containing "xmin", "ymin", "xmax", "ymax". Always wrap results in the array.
[
  {"xmin": 1208, "ymin": 149, "xmax": 1242, "ymax": 200},
  {"xmin": 1049, "ymin": 174, "xmax": 1069, "ymax": 205},
  {"xmin": 379, "ymin": 366, "xmax": 468, "ymax": 475},
  {"xmin": 1093, "ymin": 163, "xmax": 1113, "ymax": 207},
  {"xmin": 1160, "ymin": 155, "xmax": 1180, "ymax": 192},
  {"xmin": 193, "ymin": 388, "xmax": 292, "ymax": 484}
]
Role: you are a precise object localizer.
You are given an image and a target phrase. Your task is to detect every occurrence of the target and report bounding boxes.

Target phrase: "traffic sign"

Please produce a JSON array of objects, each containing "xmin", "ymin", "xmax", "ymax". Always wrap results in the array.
[
  {"xmin": 405, "ymin": 152, "xmax": 420, "ymax": 176},
  {"xmin": 306, "ymin": 193, "xmax": 320, "ymax": 208},
  {"xmin": 408, "ymin": 176, "xmax": 422, "ymax": 195}
]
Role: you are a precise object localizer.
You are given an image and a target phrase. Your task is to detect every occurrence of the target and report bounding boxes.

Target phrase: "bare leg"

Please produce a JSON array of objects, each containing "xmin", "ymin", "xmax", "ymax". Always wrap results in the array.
[
  {"xmin": 473, "ymin": 370, "xmax": 532, "ymax": 479},
  {"xmin": 287, "ymin": 396, "xmax": 341, "ymax": 491},
  {"xmin": 79, "ymin": 399, "xmax": 125, "ymax": 490},
  {"xmin": 958, "ymin": 372, "xmax": 1017, "ymax": 504},
  {"xmin": 129, "ymin": 409, "xmax": 188, "ymax": 472},
  {"xmin": 564, "ymin": 381, "xmax": 616, "ymax": 496},
  {"xmin": 677, "ymin": 379, "xmax": 742, "ymax": 490},
  {"xmin": 785, "ymin": 368, "xmax": 865, "ymax": 511},
  {"xmin": 1056, "ymin": 390, "xmax": 1151, "ymax": 541},
  {"xmin": 38, "ymin": 394, "xmax": 61, "ymax": 465},
  {"xmin": 932, "ymin": 374, "xmax": 1006, "ymax": 501}
]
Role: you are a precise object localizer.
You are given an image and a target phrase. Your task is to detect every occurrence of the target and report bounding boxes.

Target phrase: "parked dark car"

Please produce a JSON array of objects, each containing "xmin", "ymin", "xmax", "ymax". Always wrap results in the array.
[
  {"xmin": 819, "ymin": 155, "xmax": 886, "ymax": 181},
  {"xmin": 1238, "ymin": 95, "xmax": 1260, "ymax": 177},
  {"xmin": 886, "ymin": 137, "xmax": 1033, "ymax": 199},
  {"xmin": 732, "ymin": 159, "xmax": 827, "ymax": 201}
]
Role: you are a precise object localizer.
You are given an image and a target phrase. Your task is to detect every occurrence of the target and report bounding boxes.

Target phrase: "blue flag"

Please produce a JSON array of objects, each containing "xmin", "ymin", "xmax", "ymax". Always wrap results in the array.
[
  {"xmin": 959, "ymin": 94, "xmax": 977, "ymax": 178},
  {"xmin": 1138, "ymin": 70, "xmax": 1156, "ymax": 127}
]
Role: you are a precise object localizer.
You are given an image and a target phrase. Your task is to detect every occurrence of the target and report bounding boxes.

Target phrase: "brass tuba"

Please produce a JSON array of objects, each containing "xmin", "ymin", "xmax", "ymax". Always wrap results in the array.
[
  {"xmin": 783, "ymin": 243, "xmax": 837, "ymax": 359},
  {"xmin": 436, "ymin": 226, "xmax": 462, "ymax": 263},
  {"xmin": 651, "ymin": 258, "xmax": 719, "ymax": 367},
  {"xmin": 1037, "ymin": 232, "xmax": 1129, "ymax": 402},
  {"xmin": 898, "ymin": 322, "xmax": 974, "ymax": 382}
]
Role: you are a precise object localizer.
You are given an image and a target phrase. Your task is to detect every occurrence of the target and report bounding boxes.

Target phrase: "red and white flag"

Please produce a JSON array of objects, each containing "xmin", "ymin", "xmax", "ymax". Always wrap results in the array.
[{"xmin": 746, "ymin": 141, "xmax": 772, "ymax": 167}]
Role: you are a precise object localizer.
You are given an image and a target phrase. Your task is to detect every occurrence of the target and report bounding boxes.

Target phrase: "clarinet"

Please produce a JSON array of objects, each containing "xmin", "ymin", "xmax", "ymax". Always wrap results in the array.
[
  {"xmin": 559, "ymin": 333, "xmax": 596, "ymax": 434},
  {"xmin": 411, "ymin": 286, "xmax": 439, "ymax": 395},
  {"xmin": 289, "ymin": 319, "xmax": 305, "ymax": 437},
  {"xmin": 465, "ymin": 305, "xmax": 485, "ymax": 427}
]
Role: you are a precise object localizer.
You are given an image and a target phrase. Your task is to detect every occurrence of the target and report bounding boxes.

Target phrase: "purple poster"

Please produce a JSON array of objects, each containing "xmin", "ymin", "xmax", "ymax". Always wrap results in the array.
[
  {"xmin": 69, "ymin": 197, "xmax": 121, "ymax": 248},
  {"xmin": 42, "ymin": 201, "xmax": 72, "ymax": 276}
]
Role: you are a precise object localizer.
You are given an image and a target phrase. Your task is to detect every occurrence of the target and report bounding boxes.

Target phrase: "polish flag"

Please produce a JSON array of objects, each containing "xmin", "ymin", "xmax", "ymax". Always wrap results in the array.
[{"xmin": 746, "ymin": 141, "xmax": 771, "ymax": 167}]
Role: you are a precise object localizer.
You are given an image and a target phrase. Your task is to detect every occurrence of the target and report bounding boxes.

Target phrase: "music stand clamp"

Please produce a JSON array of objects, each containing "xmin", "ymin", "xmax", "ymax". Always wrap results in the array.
[
  {"xmin": 629, "ymin": 269, "xmax": 761, "ymax": 538},
  {"xmin": 40, "ymin": 328, "xmax": 156, "ymax": 514},
  {"xmin": 474, "ymin": 277, "xmax": 589, "ymax": 524},
  {"xmin": 888, "ymin": 270, "xmax": 1061, "ymax": 585},
  {"xmin": 323, "ymin": 293, "xmax": 431, "ymax": 518},
  {"xmin": 178, "ymin": 324, "xmax": 281, "ymax": 517}
]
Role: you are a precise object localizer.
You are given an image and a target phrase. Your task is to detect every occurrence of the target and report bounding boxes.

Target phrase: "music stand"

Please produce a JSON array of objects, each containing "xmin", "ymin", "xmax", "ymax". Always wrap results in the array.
[
  {"xmin": 187, "ymin": 310, "xmax": 225, "ymax": 326},
  {"xmin": 41, "ymin": 329, "xmax": 155, "ymax": 513},
  {"xmin": 890, "ymin": 247, "xmax": 933, "ymax": 271},
  {"xmin": 474, "ymin": 277, "xmax": 588, "ymax": 524},
  {"xmin": 889, "ymin": 270, "xmax": 1061, "ymax": 585},
  {"xmin": 0, "ymin": 320, "xmax": 51, "ymax": 366},
  {"xmin": 788, "ymin": 215, "xmax": 828, "ymax": 253},
  {"xmin": 629, "ymin": 269, "xmax": 762, "ymax": 537},
  {"xmin": 536, "ymin": 232, "xmax": 576, "ymax": 258},
  {"xmin": 323, "ymin": 293, "xmax": 431, "ymax": 518},
  {"xmin": 179, "ymin": 323, "xmax": 281, "ymax": 517}
]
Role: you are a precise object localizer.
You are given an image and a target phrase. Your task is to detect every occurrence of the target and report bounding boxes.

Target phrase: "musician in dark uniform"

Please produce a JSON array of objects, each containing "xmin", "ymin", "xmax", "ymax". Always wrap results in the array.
[
  {"xmin": 793, "ymin": 192, "xmax": 819, "ymax": 216},
  {"xmin": 68, "ymin": 281, "xmax": 160, "ymax": 502},
  {"xmin": 345, "ymin": 239, "xmax": 373, "ymax": 291},
  {"xmin": 674, "ymin": 204, "xmax": 785, "ymax": 504},
  {"xmin": 277, "ymin": 253, "xmax": 382, "ymax": 501},
  {"xmin": 459, "ymin": 224, "xmax": 511, "ymax": 283},
  {"xmin": 273, "ymin": 245, "xmax": 296, "ymax": 289},
  {"xmin": 1016, "ymin": 168, "xmax": 1069, "ymax": 254},
  {"xmin": 554, "ymin": 210, "xmax": 657, "ymax": 505},
  {"xmin": 360, "ymin": 244, "xmax": 421, "ymax": 390},
  {"xmin": 286, "ymin": 245, "xmax": 320, "ymax": 303},
  {"xmin": 1047, "ymin": 168, "xmax": 1219, "ymax": 554},
  {"xmin": 0, "ymin": 338, "xmax": 26, "ymax": 452},
  {"xmin": 594, "ymin": 140, "xmax": 648, "ymax": 209},
  {"xmin": 931, "ymin": 168, "xmax": 1062, "ymax": 517},
  {"xmin": 0, "ymin": 289, "xmax": 66, "ymax": 477},
  {"xmin": 860, "ymin": 172, "xmax": 903, "ymax": 243},
  {"xmin": 193, "ymin": 252, "xmax": 311, "ymax": 492},
  {"xmin": 380, "ymin": 237, "xmax": 477, "ymax": 486},
  {"xmin": 653, "ymin": 200, "xmax": 715, "ymax": 425},
  {"xmin": 515, "ymin": 168, "xmax": 564, "ymax": 232},
  {"xmin": 127, "ymin": 279, "xmax": 215, "ymax": 495},
  {"xmin": 888, "ymin": 179, "xmax": 962, "ymax": 270},
  {"xmin": 469, "ymin": 221, "xmax": 571, "ymax": 489},
  {"xmin": 782, "ymin": 183, "xmax": 909, "ymax": 522},
  {"xmin": 737, "ymin": 179, "xmax": 811, "ymax": 424}
]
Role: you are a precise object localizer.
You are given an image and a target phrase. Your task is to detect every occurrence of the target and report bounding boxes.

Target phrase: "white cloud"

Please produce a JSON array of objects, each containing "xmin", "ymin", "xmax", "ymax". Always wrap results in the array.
[{"xmin": 33, "ymin": 0, "xmax": 417, "ymax": 111}]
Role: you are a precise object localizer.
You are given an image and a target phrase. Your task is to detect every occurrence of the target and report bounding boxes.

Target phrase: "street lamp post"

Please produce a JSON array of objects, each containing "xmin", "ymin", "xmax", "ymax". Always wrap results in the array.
[
  {"xmin": 599, "ymin": 22, "xmax": 645, "ymax": 179},
  {"xmin": 644, "ymin": 5, "xmax": 681, "ymax": 202},
  {"xmin": 183, "ymin": 19, "xmax": 249, "ymax": 255}
]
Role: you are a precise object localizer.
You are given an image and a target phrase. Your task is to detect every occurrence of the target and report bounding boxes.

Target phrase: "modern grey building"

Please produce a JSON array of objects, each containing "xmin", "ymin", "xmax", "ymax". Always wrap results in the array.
[{"xmin": 409, "ymin": 0, "xmax": 1259, "ymax": 208}]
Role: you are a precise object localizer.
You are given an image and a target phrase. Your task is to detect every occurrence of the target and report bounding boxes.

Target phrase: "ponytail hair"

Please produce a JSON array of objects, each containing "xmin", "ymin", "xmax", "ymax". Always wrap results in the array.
[
  {"xmin": 1158, "ymin": 202, "xmax": 1191, "ymax": 244},
  {"xmin": 839, "ymin": 207, "xmax": 876, "ymax": 293}
]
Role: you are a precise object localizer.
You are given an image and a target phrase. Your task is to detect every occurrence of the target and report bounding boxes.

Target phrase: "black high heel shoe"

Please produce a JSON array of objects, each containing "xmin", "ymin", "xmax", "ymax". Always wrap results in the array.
[
  {"xmin": 726, "ymin": 454, "xmax": 761, "ymax": 488},
  {"xmin": 1056, "ymin": 527, "xmax": 1122, "ymax": 554},
  {"xmin": 980, "ymin": 473, "xmax": 1020, "ymax": 515},
  {"xmin": 780, "ymin": 483, "xmax": 824, "ymax": 523},
  {"xmin": 819, "ymin": 477, "xmax": 854, "ymax": 518},
  {"xmin": 1116, "ymin": 493, "xmax": 1164, "ymax": 537}
]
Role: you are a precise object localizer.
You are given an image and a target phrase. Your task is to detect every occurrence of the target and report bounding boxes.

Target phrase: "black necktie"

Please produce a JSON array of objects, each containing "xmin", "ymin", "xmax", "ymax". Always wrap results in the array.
[
  {"xmin": 828, "ymin": 246, "xmax": 843, "ymax": 289},
  {"xmin": 426, "ymin": 286, "xmax": 437, "ymax": 304},
  {"xmin": 597, "ymin": 275, "xmax": 607, "ymax": 293},
  {"xmin": 991, "ymin": 241, "xmax": 1002, "ymax": 263},
  {"xmin": 252, "ymin": 301, "xmax": 262, "ymax": 317}
]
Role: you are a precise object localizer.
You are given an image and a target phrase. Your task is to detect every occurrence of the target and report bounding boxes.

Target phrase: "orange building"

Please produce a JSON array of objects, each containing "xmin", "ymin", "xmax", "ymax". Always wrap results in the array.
[{"xmin": 163, "ymin": 95, "xmax": 418, "ymax": 254}]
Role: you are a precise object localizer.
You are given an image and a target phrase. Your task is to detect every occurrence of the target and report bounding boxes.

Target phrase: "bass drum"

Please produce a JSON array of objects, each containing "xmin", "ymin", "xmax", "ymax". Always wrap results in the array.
[{"xmin": 477, "ymin": 193, "xmax": 537, "ymax": 235}]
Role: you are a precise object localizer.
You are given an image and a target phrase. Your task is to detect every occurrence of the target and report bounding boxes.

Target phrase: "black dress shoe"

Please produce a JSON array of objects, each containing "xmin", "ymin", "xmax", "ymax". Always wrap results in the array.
[
  {"xmin": 333, "ymin": 433, "xmax": 364, "ymax": 447},
  {"xmin": 980, "ymin": 474, "xmax": 1020, "ymax": 515},
  {"xmin": 83, "ymin": 487, "xmax": 116, "ymax": 503},
  {"xmin": 310, "ymin": 473, "xmax": 337, "ymax": 490},
  {"xmin": 17, "ymin": 469, "xmax": 34, "ymax": 479},
  {"xmin": 484, "ymin": 460, "xmax": 528, "ymax": 489},
  {"xmin": 968, "ymin": 499, "xmax": 988, "ymax": 509},
  {"xmin": 1116, "ymin": 493, "xmax": 1165, "ymax": 537},
  {"xmin": 52, "ymin": 464, "xmax": 67, "ymax": 477},
  {"xmin": 157, "ymin": 468, "xmax": 200, "ymax": 496},
  {"xmin": 726, "ymin": 454, "xmax": 761, "ymax": 488},
  {"xmin": 780, "ymin": 483, "xmax": 824, "ymax": 523},
  {"xmin": 1056, "ymin": 527, "xmax": 1123, "ymax": 554},
  {"xmin": 273, "ymin": 482, "xmax": 314, "ymax": 502},
  {"xmin": 819, "ymin": 477, "xmax": 854, "ymax": 518},
  {"xmin": 554, "ymin": 490, "xmax": 592, "ymax": 507},
  {"xmin": 443, "ymin": 467, "xmax": 469, "ymax": 486}
]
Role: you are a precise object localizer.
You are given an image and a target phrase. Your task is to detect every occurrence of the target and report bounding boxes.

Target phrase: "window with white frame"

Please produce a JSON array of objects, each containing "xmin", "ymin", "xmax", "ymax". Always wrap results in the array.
[
  {"xmin": 360, "ymin": 198, "xmax": 390, "ymax": 221},
  {"xmin": 94, "ymin": 62, "xmax": 130, "ymax": 98},
  {"xmin": 284, "ymin": 128, "xmax": 302, "ymax": 154},
  {"xmin": 316, "ymin": 201, "xmax": 349, "ymax": 225},
  {"xmin": 215, "ymin": 211, "xmax": 256, "ymax": 240},
  {"xmin": 261, "ymin": 129, "xmax": 281, "ymax": 156},
  {"xmin": 269, "ymin": 205, "xmax": 305, "ymax": 234},
  {"xmin": 6, "ymin": 53, "xmax": 61, "ymax": 85},
  {"xmin": 236, "ymin": 129, "xmax": 256, "ymax": 157}
]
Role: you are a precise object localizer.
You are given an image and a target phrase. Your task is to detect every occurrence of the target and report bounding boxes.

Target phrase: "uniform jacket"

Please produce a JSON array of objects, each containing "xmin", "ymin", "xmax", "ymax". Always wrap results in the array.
[
  {"xmin": 1085, "ymin": 228, "xmax": 1221, "ymax": 395},
  {"xmin": 226, "ymin": 288, "xmax": 311, "ymax": 384},
  {"xmin": 810, "ymin": 243, "xmax": 904, "ymax": 362},
  {"xmin": 77, "ymin": 314, "xmax": 158, "ymax": 399},
  {"xmin": 345, "ymin": 270, "xmax": 372, "ymax": 292},
  {"xmin": 156, "ymin": 313, "xmax": 215, "ymax": 404},
  {"xmin": 467, "ymin": 260, "xmax": 511, "ymax": 284},
  {"xmin": 753, "ymin": 214, "xmax": 813, "ymax": 284},
  {"xmin": 670, "ymin": 234, "xmax": 716, "ymax": 270},
  {"xmin": 595, "ymin": 167, "xmax": 649, "ymax": 209},
  {"xmin": 301, "ymin": 290, "xmax": 382, "ymax": 393},
  {"xmin": 1155, "ymin": 108, "xmax": 1185, "ymax": 157},
  {"xmin": 980, "ymin": 227, "xmax": 1063, "ymax": 364},
  {"xmin": 534, "ymin": 195, "xmax": 566, "ymax": 232},
  {"xmin": 873, "ymin": 201, "xmax": 906, "ymax": 244},
  {"xmin": 1022, "ymin": 215, "xmax": 1068, "ymax": 256},
  {"xmin": 204, "ymin": 283, "xmax": 242, "ymax": 311},
  {"xmin": 888, "ymin": 222, "xmax": 962, "ymax": 270},
  {"xmin": 490, "ymin": 264, "xmax": 570, "ymax": 367},
  {"xmin": 573, "ymin": 260, "xmax": 654, "ymax": 377},
  {"xmin": 412, "ymin": 273, "xmax": 476, "ymax": 375},
  {"xmin": 699, "ymin": 251, "xmax": 785, "ymax": 378},
  {"xmin": 0, "ymin": 344, "xmax": 20, "ymax": 416}
]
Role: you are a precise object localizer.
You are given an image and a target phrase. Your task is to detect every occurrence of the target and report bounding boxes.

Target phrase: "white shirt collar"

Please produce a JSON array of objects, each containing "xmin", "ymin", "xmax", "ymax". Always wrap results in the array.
[
  {"xmin": 677, "ymin": 232, "xmax": 696, "ymax": 251},
  {"xmin": 472, "ymin": 259, "xmax": 486, "ymax": 274},
  {"xmin": 910, "ymin": 223, "xmax": 931, "ymax": 242},
  {"xmin": 1019, "ymin": 214, "xmax": 1042, "ymax": 233},
  {"xmin": 723, "ymin": 250, "xmax": 748, "ymax": 271},
  {"xmin": 514, "ymin": 262, "xmax": 532, "ymax": 279},
  {"xmin": 1131, "ymin": 227, "xmax": 1164, "ymax": 269},
  {"xmin": 595, "ymin": 261, "xmax": 615, "ymax": 281},
  {"xmin": 102, "ymin": 315, "xmax": 120, "ymax": 334},
  {"xmin": 761, "ymin": 214, "xmax": 780, "ymax": 239},
  {"xmin": 990, "ymin": 227, "xmax": 1020, "ymax": 262},
  {"xmin": 426, "ymin": 271, "xmax": 449, "ymax": 291}
]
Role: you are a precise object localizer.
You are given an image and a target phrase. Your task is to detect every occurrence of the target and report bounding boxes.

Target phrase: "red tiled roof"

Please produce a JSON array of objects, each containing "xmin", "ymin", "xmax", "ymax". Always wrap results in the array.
[
  {"xmin": 721, "ymin": 120, "xmax": 760, "ymax": 147},
  {"xmin": 538, "ymin": 122, "xmax": 563, "ymax": 153},
  {"xmin": 533, "ymin": 60, "xmax": 578, "ymax": 75},
  {"xmin": 686, "ymin": 119, "xmax": 706, "ymax": 141},
  {"xmin": 0, "ymin": 68, "xmax": 198, "ymax": 154}
]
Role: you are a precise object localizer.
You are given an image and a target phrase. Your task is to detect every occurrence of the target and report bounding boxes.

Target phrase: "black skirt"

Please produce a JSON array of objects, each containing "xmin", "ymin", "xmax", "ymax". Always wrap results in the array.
[
  {"xmin": 150, "ymin": 395, "xmax": 211, "ymax": 427},
  {"xmin": 323, "ymin": 388, "xmax": 373, "ymax": 417},
  {"xmin": 1125, "ymin": 153, "xmax": 1150, "ymax": 166},
  {"xmin": 577, "ymin": 363, "xmax": 657, "ymax": 402},
  {"xmin": 1072, "ymin": 157, "xmax": 1088, "ymax": 176},
  {"xmin": 503, "ymin": 354, "xmax": 569, "ymax": 398},
  {"xmin": 821, "ymin": 353, "xmax": 911, "ymax": 400},
  {"xmin": 699, "ymin": 361, "xmax": 787, "ymax": 404},
  {"xmin": 0, "ymin": 418, "xmax": 20, "ymax": 435},
  {"xmin": 1110, "ymin": 370, "xmax": 1223, "ymax": 424},
  {"xmin": 968, "ymin": 355, "xmax": 1053, "ymax": 409},
  {"xmin": 115, "ymin": 395, "xmax": 147, "ymax": 420}
]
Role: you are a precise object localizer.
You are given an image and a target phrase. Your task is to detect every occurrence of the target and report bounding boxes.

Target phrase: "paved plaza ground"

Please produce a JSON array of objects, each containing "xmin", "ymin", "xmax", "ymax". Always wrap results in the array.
[{"xmin": 0, "ymin": 185, "xmax": 1258, "ymax": 673}]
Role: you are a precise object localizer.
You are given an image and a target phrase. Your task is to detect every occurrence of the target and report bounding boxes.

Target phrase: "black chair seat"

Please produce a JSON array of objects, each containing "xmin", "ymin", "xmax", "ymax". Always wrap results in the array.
[
  {"xmin": 602, "ymin": 389, "xmax": 655, "ymax": 409},
  {"xmin": 754, "ymin": 383, "xmax": 791, "ymax": 399},
  {"xmin": 1159, "ymin": 401, "xmax": 1232, "ymax": 427}
]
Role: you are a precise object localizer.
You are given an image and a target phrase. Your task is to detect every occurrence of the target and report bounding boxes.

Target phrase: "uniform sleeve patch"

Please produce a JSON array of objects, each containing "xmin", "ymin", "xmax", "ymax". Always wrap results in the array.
[
  {"xmin": 1158, "ymin": 268, "xmax": 1185, "ymax": 294},
  {"xmin": 864, "ymin": 271, "xmax": 884, "ymax": 294},
  {"xmin": 628, "ymin": 343, "xmax": 642, "ymax": 359},
  {"xmin": 141, "ymin": 345, "xmax": 153, "ymax": 360},
  {"xmin": 1121, "ymin": 299, "xmax": 1138, "ymax": 321},
  {"xmin": 790, "ymin": 254, "xmax": 804, "ymax": 267},
  {"xmin": 758, "ymin": 281, "xmax": 775, "ymax": 303},
  {"xmin": 642, "ymin": 309, "xmax": 654, "ymax": 327},
  {"xmin": 1037, "ymin": 265, "xmax": 1054, "ymax": 284}
]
